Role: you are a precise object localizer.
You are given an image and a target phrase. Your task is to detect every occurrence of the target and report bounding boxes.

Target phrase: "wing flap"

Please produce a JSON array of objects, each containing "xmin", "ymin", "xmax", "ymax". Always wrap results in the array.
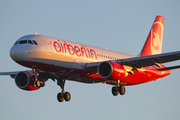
[{"xmin": 157, "ymin": 65, "xmax": 180, "ymax": 71}]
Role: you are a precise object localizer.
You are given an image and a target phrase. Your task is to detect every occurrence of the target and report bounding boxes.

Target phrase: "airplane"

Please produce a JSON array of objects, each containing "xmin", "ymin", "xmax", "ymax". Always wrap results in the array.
[{"xmin": 1, "ymin": 15, "xmax": 180, "ymax": 102}]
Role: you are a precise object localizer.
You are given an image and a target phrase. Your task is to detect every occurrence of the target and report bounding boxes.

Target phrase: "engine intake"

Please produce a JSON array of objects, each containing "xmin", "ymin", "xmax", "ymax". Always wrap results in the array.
[
  {"xmin": 98, "ymin": 61, "xmax": 128, "ymax": 80},
  {"xmin": 15, "ymin": 71, "xmax": 40, "ymax": 91}
]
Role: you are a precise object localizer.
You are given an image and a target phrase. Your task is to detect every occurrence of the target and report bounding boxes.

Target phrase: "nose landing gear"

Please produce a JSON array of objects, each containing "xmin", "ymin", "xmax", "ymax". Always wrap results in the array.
[{"xmin": 32, "ymin": 68, "xmax": 45, "ymax": 87}]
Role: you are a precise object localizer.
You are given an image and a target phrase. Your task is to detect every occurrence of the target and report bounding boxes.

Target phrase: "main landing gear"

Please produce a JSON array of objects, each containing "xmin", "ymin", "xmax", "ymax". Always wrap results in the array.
[
  {"xmin": 57, "ymin": 78, "xmax": 71, "ymax": 102},
  {"xmin": 32, "ymin": 69, "xmax": 45, "ymax": 87},
  {"xmin": 112, "ymin": 85, "xmax": 126, "ymax": 96}
]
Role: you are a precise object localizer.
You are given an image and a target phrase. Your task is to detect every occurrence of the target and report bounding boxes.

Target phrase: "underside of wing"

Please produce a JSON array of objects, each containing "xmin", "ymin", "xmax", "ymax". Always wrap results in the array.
[
  {"xmin": 0, "ymin": 71, "xmax": 22, "ymax": 78},
  {"xmin": 115, "ymin": 51, "xmax": 180, "ymax": 69},
  {"xmin": 86, "ymin": 51, "xmax": 180, "ymax": 72}
]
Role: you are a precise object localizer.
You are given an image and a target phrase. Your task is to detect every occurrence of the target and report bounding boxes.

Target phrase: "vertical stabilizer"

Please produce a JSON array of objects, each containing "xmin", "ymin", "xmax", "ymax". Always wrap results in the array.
[{"xmin": 140, "ymin": 16, "xmax": 164, "ymax": 56}]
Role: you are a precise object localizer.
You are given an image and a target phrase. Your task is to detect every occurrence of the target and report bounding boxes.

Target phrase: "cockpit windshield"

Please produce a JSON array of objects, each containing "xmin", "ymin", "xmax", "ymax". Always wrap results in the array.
[
  {"xmin": 28, "ymin": 40, "xmax": 33, "ymax": 44},
  {"xmin": 14, "ymin": 41, "xmax": 19, "ymax": 45},
  {"xmin": 14, "ymin": 40, "xmax": 38, "ymax": 45},
  {"xmin": 19, "ymin": 40, "xmax": 27, "ymax": 44},
  {"xmin": 32, "ymin": 40, "xmax": 38, "ymax": 45}
]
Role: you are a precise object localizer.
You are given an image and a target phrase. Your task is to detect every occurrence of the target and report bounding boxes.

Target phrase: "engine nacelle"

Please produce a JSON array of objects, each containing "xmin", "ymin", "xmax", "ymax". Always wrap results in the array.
[
  {"xmin": 98, "ymin": 61, "xmax": 128, "ymax": 80},
  {"xmin": 15, "ymin": 71, "xmax": 40, "ymax": 91}
]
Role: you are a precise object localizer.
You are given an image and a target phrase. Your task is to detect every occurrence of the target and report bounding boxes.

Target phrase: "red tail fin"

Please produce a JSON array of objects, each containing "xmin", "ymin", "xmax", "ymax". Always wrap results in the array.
[{"xmin": 140, "ymin": 15, "xmax": 164, "ymax": 56}]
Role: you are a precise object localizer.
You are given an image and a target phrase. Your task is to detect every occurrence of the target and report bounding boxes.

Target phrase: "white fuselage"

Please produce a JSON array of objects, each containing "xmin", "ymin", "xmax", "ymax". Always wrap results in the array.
[{"xmin": 10, "ymin": 35, "xmax": 134, "ymax": 71}]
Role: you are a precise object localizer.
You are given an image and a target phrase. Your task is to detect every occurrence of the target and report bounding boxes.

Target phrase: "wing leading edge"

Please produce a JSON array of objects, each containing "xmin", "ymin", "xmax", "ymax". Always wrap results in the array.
[{"xmin": 0, "ymin": 71, "xmax": 21, "ymax": 78}]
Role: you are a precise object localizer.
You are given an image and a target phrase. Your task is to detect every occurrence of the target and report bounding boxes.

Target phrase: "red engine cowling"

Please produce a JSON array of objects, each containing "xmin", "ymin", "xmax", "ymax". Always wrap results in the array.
[
  {"xmin": 98, "ymin": 61, "xmax": 128, "ymax": 80},
  {"xmin": 15, "ymin": 71, "xmax": 40, "ymax": 91}
]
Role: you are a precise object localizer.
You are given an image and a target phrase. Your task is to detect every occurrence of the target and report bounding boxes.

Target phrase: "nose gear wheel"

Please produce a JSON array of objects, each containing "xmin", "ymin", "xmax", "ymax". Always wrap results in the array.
[{"xmin": 32, "ymin": 68, "xmax": 45, "ymax": 87}]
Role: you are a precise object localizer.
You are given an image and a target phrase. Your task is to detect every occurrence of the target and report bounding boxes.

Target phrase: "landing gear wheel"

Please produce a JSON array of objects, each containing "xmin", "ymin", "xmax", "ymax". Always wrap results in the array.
[
  {"xmin": 57, "ymin": 93, "xmax": 64, "ymax": 102},
  {"xmin": 32, "ymin": 81, "xmax": 36, "ymax": 87},
  {"xmin": 57, "ymin": 78, "xmax": 71, "ymax": 102},
  {"xmin": 36, "ymin": 80, "xmax": 41, "ymax": 87},
  {"xmin": 32, "ymin": 68, "xmax": 43, "ymax": 88},
  {"xmin": 40, "ymin": 81, "xmax": 45, "ymax": 87},
  {"xmin": 64, "ymin": 92, "xmax": 71, "ymax": 101},
  {"xmin": 119, "ymin": 85, "xmax": 126, "ymax": 95},
  {"xmin": 112, "ymin": 86, "xmax": 119, "ymax": 96}
]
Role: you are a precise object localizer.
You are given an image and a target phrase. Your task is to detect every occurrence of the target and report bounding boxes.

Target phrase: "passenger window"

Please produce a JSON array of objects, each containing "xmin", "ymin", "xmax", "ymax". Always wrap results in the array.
[
  {"xmin": 19, "ymin": 40, "xmax": 27, "ymax": 44},
  {"xmin": 32, "ymin": 40, "xmax": 38, "ymax": 45},
  {"xmin": 28, "ymin": 40, "xmax": 33, "ymax": 44},
  {"xmin": 14, "ymin": 41, "xmax": 19, "ymax": 45}
]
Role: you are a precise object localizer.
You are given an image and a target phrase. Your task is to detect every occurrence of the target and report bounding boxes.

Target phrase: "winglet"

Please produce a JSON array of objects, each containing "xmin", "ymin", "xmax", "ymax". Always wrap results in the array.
[{"xmin": 140, "ymin": 15, "xmax": 164, "ymax": 56}]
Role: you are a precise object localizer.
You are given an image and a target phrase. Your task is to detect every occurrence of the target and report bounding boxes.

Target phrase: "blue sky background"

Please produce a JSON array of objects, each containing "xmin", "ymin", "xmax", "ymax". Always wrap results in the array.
[{"xmin": 1, "ymin": 0, "xmax": 180, "ymax": 120}]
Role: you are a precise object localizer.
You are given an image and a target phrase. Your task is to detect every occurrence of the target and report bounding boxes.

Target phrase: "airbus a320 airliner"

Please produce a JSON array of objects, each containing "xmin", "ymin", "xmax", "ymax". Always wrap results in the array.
[{"xmin": 1, "ymin": 15, "xmax": 180, "ymax": 102}]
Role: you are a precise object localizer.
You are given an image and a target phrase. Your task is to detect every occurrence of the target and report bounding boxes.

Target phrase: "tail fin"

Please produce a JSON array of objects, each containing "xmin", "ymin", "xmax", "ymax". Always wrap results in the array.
[{"xmin": 140, "ymin": 15, "xmax": 164, "ymax": 57}]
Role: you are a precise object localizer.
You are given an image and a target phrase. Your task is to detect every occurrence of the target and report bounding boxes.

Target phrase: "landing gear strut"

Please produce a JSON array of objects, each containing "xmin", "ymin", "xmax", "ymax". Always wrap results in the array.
[
  {"xmin": 57, "ymin": 78, "xmax": 71, "ymax": 102},
  {"xmin": 32, "ymin": 68, "xmax": 45, "ymax": 87},
  {"xmin": 112, "ymin": 85, "xmax": 126, "ymax": 96}
]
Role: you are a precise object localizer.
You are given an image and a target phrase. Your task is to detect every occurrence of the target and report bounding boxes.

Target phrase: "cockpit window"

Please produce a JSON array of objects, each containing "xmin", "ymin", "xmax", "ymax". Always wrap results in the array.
[
  {"xmin": 32, "ymin": 40, "xmax": 38, "ymax": 45},
  {"xmin": 28, "ymin": 40, "xmax": 33, "ymax": 44},
  {"xmin": 14, "ymin": 41, "xmax": 19, "ymax": 45},
  {"xmin": 19, "ymin": 40, "xmax": 27, "ymax": 44},
  {"xmin": 14, "ymin": 40, "xmax": 38, "ymax": 45}
]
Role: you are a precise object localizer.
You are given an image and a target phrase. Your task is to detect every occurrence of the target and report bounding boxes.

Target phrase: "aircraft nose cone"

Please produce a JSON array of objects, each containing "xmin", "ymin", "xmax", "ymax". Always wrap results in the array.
[
  {"xmin": 10, "ymin": 46, "xmax": 20, "ymax": 62},
  {"xmin": 10, "ymin": 42, "xmax": 37, "ymax": 62},
  {"xmin": 10, "ymin": 44, "xmax": 29, "ymax": 62}
]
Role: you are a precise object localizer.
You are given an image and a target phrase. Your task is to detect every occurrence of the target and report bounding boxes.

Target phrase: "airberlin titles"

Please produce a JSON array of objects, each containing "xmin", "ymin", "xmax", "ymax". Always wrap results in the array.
[{"xmin": 54, "ymin": 40, "xmax": 97, "ymax": 60}]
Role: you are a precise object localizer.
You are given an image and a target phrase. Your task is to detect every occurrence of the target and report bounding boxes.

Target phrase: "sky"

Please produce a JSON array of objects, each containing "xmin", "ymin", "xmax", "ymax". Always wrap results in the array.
[{"xmin": 0, "ymin": 0, "xmax": 180, "ymax": 120}]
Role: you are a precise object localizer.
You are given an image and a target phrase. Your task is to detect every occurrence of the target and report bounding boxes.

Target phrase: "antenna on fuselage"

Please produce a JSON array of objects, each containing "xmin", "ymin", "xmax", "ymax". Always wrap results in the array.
[{"xmin": 36, "ymin": 31, "xmax": 38, "ymax": 35}]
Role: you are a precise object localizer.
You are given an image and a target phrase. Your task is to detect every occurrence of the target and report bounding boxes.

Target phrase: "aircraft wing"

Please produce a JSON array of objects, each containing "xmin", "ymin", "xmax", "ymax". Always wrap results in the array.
[
  {"xmin": 86, "ymin": 51, "xmax": 180, "ymax": 72},
  {"xmin": 0, "ymin": 71, "xmax": 22, "ymax": 78},
  {"xmin": 0, "ymin": 71, "xmax": 55, "ymax": 80},
  {"xmin": 115, "ymin": 51, "xmax": 180, "ymax": 68}
]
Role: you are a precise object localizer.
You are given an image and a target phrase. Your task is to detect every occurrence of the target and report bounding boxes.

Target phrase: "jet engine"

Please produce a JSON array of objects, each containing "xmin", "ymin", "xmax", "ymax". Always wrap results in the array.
[
  {"xmin": 15, "ymin": 71, "xmax": 40, "ymax": 91},
  {"xmin": 98, "ymin": 61, "xmax": 128, "ymax": 80}
]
